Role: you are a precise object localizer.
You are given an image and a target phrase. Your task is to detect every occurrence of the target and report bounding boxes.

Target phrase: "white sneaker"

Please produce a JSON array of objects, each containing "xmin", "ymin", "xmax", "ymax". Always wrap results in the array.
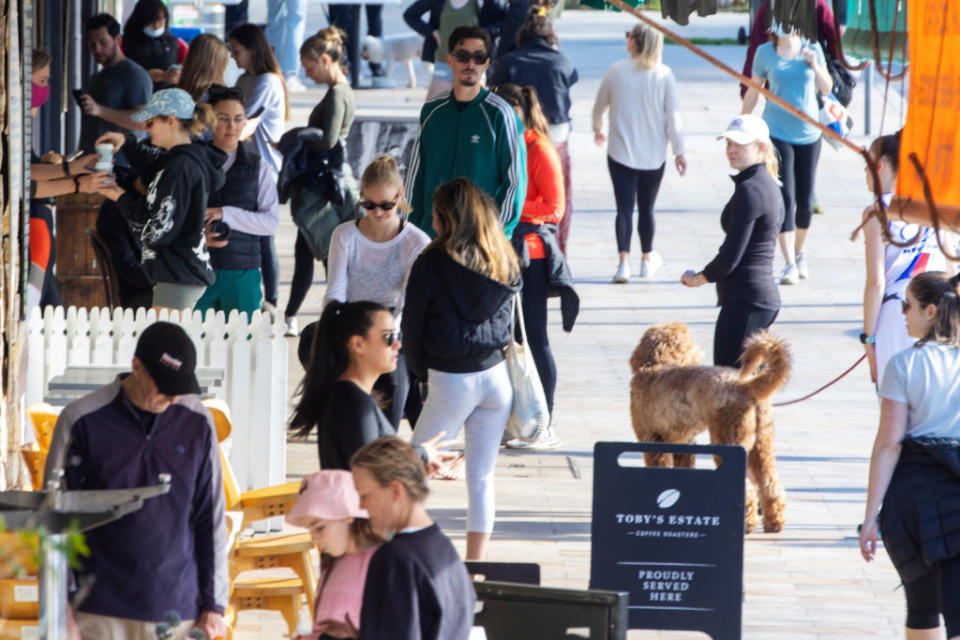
[
  {"xmin": 779, "ymin": 263, "xmax": 799, "ymax": 285},
  {"xmin": 796, "ymin": 252, "xmax": 809, "ymax": 279},
  {"xmin": 261, "ymin": 300, "xmax": 278, "ymax": 317},
  {"xmin": 285, "ymin": 74, "xmax": 307, "ymax": 93},
  {"xmin": 640, "ymin": 251, "xmax": 662, "ymax": 278},
  {"xmin": 504, "ymin": 426, "xmax": 562, "ymax": 450},
  {"xmin": 613, "ymin": 262, "xmax": 631, "ymax": 284},
  {"xmin": 284, "ymin": 316, "xmax": 300, "ymax": 337}
]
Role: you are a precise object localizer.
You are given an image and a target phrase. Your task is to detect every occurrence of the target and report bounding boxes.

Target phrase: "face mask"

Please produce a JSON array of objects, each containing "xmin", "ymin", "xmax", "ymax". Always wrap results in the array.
[
  {"xmin": 143, "ymin": 25, "xmax": 165, "ymax": 38},
  {"xmin": 31, "ymin": 83, "xmax": 49, "ymax": 109}
]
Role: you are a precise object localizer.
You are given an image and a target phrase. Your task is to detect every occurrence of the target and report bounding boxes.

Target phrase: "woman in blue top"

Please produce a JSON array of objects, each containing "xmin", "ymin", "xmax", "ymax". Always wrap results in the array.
[{"xmin": 742, "ymin": 23, "xmax": 832, "ymax": 285}]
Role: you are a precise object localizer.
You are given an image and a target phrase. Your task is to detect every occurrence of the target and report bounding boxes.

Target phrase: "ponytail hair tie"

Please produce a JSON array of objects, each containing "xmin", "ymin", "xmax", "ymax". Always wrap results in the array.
[{"xmin": 536, "ymin": 5, "xmax": 548, "ymax": 16}]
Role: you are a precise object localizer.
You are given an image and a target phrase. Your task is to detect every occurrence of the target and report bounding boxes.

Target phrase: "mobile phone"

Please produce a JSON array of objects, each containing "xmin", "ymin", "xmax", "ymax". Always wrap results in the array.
[
  {"xmin": 72, "ymin": 89, "xmax": 85, "ymax": 102},
  {"xmin": 65, "ymin": 150, "xmax": 84, "ymax": 162}
]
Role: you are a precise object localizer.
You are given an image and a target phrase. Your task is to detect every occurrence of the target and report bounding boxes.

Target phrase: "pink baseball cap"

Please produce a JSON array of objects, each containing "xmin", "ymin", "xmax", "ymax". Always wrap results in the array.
[{"xmin": 286, "ymin": 470, "xmax": 368, "ymax": 528}]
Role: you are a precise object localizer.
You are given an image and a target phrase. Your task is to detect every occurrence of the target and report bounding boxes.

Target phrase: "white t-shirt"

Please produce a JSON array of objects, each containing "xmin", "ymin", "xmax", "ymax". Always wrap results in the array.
[
  {"xmin": 323, "ymin": 220, "xmax": 431, "ymax": 319},
  {"xmin": 591, "ymin": 59, "xmax": 684, "ymax": 170},
  {"xmin": 879, "ymin": 342, "xmax": 960, "ymax": 438}
]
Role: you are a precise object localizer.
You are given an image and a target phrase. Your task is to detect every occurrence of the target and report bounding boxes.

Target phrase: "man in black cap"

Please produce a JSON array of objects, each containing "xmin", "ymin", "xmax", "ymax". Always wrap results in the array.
[{"xmin": 44, "ymin": 322, "xmax": 227, "ymax": 640}]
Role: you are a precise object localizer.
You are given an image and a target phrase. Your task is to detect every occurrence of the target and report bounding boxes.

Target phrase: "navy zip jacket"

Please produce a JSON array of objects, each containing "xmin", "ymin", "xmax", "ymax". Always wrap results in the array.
[
  {"xmin": 44, "ymin": 377, "xmax": 228, "ymax": 622},
  {"xmin": 402, "ymin": 247, "xmax": 520, "ymax": 381},
  {"xmin": 489, "ymin": 39, "xmax": 579, "ymax": 125},
  {"xmin": 701, "ymin": 163, "xmax": 783, "ymax": 309}
]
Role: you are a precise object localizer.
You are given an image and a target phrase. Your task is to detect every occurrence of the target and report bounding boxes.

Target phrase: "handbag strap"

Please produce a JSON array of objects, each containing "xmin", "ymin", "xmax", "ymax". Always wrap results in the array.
[{"xmin": 512, "ymin": 292, "xmax": 531, "ymax": 344}]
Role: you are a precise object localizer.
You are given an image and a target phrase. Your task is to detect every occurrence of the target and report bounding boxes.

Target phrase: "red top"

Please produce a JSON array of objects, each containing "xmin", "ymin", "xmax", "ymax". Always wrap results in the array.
[{"xmin": 521, "ymin": 128, "xmax": 565, "ymax": 225}]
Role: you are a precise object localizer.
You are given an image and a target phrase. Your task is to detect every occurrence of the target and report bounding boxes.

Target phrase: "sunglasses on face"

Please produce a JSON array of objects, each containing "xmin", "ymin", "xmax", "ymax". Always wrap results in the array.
[
  {"xmin": 452, "ymin": 49, "xmax": 489, "ymax": 65},
  {"xmin": 359, "ymin": 199, "xmax": 398, "ymax": 212},
  {"xmin": 381, "ymin": 330, "xmax": 400, "ymax": 347},
  {"xmin": 901, "ymin": 300, "xmax": 912, "ymax": 313}
]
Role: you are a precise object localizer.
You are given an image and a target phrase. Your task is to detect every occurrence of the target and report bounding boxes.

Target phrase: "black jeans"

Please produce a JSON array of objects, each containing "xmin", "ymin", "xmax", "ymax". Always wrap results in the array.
[
  {"xmin": 259, "ymin": 235, "xmax": 279, "ymax": 307},
  {"xmin": 328, "ymin": 4, "xmax": 385, "ymax": 76},
  {"xmin": 772, "ymin": 136, "xmax": 822, "ymax": 232},
  {"xmin": 713, "ymin": 301, "xmax": 779, "ymax": 368},
  {"xmin": 284, "ymin": 231, "xmax": 325, "ymax": 319},
  {"xmin": 519, "ymin": 257, "xmax": 557, "ymax": 415},
  {"xmin": 607, "ymin": 156, "xmax": 665, "ymax": 253}
]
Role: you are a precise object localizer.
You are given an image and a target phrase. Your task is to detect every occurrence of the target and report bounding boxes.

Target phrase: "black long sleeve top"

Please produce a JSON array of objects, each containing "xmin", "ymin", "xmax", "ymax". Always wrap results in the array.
[
  {"xmin": 701, "ymin": 163, "xmax": 783, "ymax": 309},
  {"xmin": 317, "ymin": 380, "xmax": 394, "ymax": 470}
]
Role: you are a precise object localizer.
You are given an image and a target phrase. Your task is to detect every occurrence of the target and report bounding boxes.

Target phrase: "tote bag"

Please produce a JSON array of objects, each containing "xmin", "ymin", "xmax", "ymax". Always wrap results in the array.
[{"xmin": 505, "ymin": 293, "xmax": 550, "ymax": 442}]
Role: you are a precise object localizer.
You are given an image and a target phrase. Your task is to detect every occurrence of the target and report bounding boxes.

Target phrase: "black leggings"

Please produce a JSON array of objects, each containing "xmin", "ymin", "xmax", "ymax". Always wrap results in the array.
[
  {"xmin": 713, "ymin": 301, "xmax": 779, "ymax": 368},
  {"xmin": 284, "ymin": 231, "xmax": 325, "ymax": 319},
  {"xmin": 259, "ymin": 235, "xmax": 279, "ymax": 307},
  {"xmin": 373, "ymin": 350, "xmax": 412, "ymax": 430},
  {"xmin": 772, "ymin": 137, "xmax": 822, "ymax": 233},
  {"xmin": 902, "ymin": 556, "xmax": 960, "ymax": 635},
  {"xmin": 607, "ymin": 156, "xmax": 665, "ymax": 254},
  {"xmin": 519, "ymin": 257, "xmax": 557, "ymax": 415}
]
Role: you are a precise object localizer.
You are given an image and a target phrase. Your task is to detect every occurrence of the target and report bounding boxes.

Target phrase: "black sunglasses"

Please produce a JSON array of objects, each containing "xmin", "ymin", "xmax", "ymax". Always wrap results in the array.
[
  {"xmin": 901, "ymin": 300, "xmax": 912, "ymax": 313},
  {"xmin": 452, "ymin": 49, "xmax": 489, "ymax": 65},
  {"xmin": 381, "ymin": 330, "xmax": 401, "ymax": 347},
  {"xmin": 359, "ymin": 199, "xmax": 398, "ymax": 212}
]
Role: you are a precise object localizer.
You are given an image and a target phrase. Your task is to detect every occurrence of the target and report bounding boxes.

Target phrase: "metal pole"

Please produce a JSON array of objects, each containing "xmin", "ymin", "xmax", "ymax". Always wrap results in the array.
[
  {"xmin": 864, "ymin": 60, "xmax": 873, "ymax": 136},
  {"xmin": 39, "ymin": 534, "xmax": 69, "ymax": 640}
]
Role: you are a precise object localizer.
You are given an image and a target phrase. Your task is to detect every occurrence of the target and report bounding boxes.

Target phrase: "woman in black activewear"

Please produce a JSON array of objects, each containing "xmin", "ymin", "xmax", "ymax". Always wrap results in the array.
[{"xmin": 682, "ymin": 114, "xmax": 783, "ymax": 368}]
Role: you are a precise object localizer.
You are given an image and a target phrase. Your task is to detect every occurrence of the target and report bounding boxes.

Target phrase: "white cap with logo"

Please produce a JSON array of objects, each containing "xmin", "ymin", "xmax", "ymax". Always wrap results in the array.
[{"xmin": 717, "ymin": 114, "xmax": 771, "ymax": 145}]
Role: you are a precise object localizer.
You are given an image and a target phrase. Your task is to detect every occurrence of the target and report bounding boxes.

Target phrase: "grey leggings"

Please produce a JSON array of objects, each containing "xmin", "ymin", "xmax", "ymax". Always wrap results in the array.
[
  {"xmin": 411, "ymin": 362, "xmax": 512, "ymax": 533},
  {"xmin": 153, "ymin": 282, "xmax": 206, "ymax": 310}
]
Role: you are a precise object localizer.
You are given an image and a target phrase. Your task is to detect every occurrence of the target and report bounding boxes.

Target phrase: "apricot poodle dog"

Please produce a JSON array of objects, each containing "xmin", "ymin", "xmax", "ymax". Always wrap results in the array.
[{"xmin": 629, "ymin": 322, "xmax": 790, "ymax": 533}]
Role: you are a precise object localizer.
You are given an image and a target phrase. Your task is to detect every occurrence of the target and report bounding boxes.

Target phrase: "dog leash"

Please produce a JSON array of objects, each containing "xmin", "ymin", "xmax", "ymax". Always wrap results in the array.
[{"xmin": 772, "ymin": 355, "xmax": 867, "ymax": 407}]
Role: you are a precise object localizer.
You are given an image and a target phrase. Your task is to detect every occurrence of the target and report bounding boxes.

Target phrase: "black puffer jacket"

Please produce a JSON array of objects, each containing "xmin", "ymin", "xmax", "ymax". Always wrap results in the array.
[
  {"xmin": 402, "ymin": 247, "xmax": 520, "ymax": 380},
  {"xmin": 117, "ymin": 138, "xmax": 226, "ymax": 286}
]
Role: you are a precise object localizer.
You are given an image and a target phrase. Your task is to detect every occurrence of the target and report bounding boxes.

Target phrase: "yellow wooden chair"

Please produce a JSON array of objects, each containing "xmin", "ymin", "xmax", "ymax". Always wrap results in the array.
[
  {"xmin": 27, "ymin": 403, "xmax": 59, "ymax": 452},
  {"xmin": 203, "ymin": 400, "xmax": 317, "ymax": 635}
]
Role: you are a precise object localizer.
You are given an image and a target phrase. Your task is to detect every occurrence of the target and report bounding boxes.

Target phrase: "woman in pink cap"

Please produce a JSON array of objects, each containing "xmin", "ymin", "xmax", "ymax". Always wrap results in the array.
[{"xmin": 287, "ymin": 470, "xmax": 383, "ymax": 640}]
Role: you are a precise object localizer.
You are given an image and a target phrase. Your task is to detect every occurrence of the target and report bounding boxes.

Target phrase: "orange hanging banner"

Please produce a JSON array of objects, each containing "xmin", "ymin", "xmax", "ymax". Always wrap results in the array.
[{"xmin": 897, "ymin": 0, "xmax": 960, "ymax": 206}]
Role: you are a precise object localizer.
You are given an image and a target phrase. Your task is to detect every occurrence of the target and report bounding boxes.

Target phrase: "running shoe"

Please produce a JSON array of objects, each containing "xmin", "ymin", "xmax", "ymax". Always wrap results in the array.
[
  {"xmin": 504, "ymin": 426, "xmax": 562, "ymax": 450},
  {"xmin": 640, "ymin": 251, "xmax": 663, "ymax": 278},
  {"xmin": 284, "ymin": 316, "xmax": 300, "ymax": 337},
  {"xmin": 779, "ymin": 263, "xmax": 799, "ymax": 285},
  {"xmin": 796, "ymin": 251, "xmax": 809, "ymax": 279},
  {"xmin": 613, "ymin": 262, "xmax": 631, "ymax": 284}
]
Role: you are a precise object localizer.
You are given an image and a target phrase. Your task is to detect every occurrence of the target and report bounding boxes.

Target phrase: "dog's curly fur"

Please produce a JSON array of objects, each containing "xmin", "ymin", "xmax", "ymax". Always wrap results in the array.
[{"xmin": 629, "ymin": 322, "xmax": 789, "ymax": 533}]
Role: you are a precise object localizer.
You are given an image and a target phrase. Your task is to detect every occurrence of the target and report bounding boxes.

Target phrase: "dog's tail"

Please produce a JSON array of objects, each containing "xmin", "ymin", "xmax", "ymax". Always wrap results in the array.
[{"xmin": 738, "ymin": 331, "xmax": 791, "ymax": 401}]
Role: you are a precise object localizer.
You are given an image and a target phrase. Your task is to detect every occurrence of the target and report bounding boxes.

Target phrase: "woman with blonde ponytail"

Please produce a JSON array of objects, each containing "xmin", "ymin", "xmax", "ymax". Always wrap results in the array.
[
  {"xmin": 323, "ymin": 154, "xmax": 431, "ymax": 428},
  {"xmin": 681, "ymin": 114, "xmax": 783, "ymax": 368},
  {"xmin": 283, "ymin": 25, "xmax": 359, "ymax": 337}
]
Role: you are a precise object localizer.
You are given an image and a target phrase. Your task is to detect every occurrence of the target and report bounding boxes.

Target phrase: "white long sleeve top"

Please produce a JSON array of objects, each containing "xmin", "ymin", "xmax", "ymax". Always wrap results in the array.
[{"xmin": 592, "ymin": 59, "xmax": 685, "ymax": 170}]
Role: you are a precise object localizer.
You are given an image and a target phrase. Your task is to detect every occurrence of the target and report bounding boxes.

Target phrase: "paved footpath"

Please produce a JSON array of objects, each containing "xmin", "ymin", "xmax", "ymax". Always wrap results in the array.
[{"xmin": 234, "ymin": 6, "xmax": 922, "ymax": 638}]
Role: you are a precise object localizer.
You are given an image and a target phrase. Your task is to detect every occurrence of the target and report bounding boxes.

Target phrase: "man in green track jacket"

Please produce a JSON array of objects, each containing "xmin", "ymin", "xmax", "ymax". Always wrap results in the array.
[{"xmin": 405, "ymin": 25, "xmax": 527, "ymax": 239}]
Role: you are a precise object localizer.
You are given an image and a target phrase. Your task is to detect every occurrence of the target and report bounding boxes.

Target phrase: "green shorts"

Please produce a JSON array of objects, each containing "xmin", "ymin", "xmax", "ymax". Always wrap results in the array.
[{"xmin": 195, "ymin": 268, "xmax": 262, "ymax": 316}]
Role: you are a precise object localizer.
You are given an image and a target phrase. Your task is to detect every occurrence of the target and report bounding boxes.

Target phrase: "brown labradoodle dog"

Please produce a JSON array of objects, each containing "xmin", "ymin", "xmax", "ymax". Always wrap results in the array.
[{"xmin": 629, "ymin": 322, "xmax": 790, "ymax": 533}]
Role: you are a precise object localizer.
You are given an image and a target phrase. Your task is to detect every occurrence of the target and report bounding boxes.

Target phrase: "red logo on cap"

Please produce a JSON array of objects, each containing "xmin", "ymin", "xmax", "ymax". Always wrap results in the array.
[{"xmin": 160, "ymin": 353, "xmax": 183, "ymax": 371}]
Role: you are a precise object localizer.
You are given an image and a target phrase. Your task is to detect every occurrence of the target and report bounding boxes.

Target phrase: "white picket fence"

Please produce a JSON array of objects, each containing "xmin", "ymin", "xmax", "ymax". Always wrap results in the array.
[{"xmin": 25, "ymin": 305, "xmax": 289, "ymax": 496}]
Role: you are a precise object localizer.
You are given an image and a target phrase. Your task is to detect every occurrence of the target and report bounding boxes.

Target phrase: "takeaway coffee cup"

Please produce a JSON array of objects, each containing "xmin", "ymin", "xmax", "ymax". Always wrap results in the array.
[{"xmin": 95, "ymin": 143, "xmax": 114, "ymax": 171}]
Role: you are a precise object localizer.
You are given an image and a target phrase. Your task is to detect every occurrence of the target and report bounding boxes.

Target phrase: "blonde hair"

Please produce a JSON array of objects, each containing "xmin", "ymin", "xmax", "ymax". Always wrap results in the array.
[
  {"xmin": 628, "ymin": 23, "xmax": 663, "ymax": 70},
  {"xmin": 360, "ymin": 154, "xmax": 410, "ymax": 213},
  {"xmin": 301, "ymin": 26, "xmax": 348, "ymax": 72},
  {"xmin": 32, "ymin": 49, "xmax": 51, "ymax": 72},
  {"xmin": 176, "ymin": 102, "xmax": 216, "ymax": 137},
  {"xmin": 429, "ymin": 178, "xmax": 521, "ymax": 285},
  {"xmin": 759, "ymin": 139, "xmax": 780, "ymax": 182},
  {"xmin": 179, "ymin": 34, "xmax": 230, "ymax": 102},
  {"xmin": 350, "ymin": 437, "xmax": 429, "ymax": 503}
]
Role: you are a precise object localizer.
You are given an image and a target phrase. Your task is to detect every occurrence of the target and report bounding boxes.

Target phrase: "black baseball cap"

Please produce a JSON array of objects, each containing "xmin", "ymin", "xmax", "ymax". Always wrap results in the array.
[{"xmin": 134, "ymin": 322, "xmax": 201, "ymax": 396}]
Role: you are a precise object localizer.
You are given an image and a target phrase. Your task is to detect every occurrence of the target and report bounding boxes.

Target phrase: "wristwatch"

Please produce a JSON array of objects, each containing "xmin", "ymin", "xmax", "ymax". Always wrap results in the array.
[{"xmin": 859, "ymin": 332, "xmax": 876, "ymax": 344}]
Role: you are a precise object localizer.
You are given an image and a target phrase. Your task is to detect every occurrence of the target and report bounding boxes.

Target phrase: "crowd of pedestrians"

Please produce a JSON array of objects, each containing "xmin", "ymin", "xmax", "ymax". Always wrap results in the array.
[{"xmin": 30, "ymin": 0, "xmax": 960, "ymax": 636}]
